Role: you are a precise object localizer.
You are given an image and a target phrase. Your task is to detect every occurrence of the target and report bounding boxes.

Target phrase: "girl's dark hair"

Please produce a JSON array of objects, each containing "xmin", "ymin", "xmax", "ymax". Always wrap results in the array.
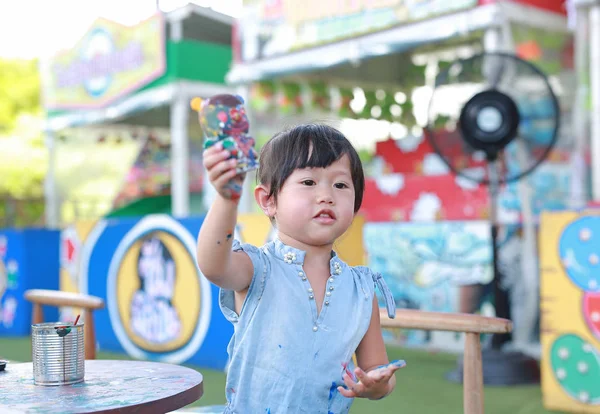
[{"xmin": 258, "ymin": 124, "xmax": 364, "ymax": 212}]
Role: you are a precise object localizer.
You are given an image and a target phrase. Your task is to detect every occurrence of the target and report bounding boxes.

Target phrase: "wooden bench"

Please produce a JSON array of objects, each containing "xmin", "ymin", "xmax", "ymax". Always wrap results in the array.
[
  {"xmin": 380, "ymin": 308, "xmax": 512, "ymax": 414},
  {"xmin": 24, "ymin": 289, "xmax": 105, "ymax": 360}
]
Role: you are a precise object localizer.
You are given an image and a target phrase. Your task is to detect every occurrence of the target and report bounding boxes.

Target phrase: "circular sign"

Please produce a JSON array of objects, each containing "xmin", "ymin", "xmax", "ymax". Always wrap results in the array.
[{"xmin": 107, "ymin": 216, "xmax": 212, "ymax": 363}]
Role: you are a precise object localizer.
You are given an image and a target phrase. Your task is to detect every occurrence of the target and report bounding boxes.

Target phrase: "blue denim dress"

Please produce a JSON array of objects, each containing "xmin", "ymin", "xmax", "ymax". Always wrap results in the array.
[{"xmin": 219, "ymin": 238, "xmax": 396, "ymax": 414}]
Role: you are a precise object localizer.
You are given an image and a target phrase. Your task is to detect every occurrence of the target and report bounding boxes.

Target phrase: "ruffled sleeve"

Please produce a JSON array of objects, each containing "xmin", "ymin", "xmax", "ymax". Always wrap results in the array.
[
  {"xmin": 219, "ymin": 239, "xmax": 268, "ymax": 323},
  {"xmin": 353, "ymin": 266, "xmax": 397, "ymax": 319}
]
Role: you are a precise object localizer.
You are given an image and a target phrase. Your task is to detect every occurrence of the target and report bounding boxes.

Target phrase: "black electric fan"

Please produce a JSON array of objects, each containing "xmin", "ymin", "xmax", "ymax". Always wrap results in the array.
[{"xmin": 424, "ymin": 52, "xmax": 560, "ymax": 384}]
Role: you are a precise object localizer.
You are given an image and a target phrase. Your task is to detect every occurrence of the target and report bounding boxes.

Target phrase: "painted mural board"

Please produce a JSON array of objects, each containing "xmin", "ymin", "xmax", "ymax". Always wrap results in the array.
[
  {"xmin": 540, "ymin": 211, "xmax": 600, "ymax": 412},
  {"xmin": 364, "ymin": 221, "xmax": 496, "ymax": 350}
]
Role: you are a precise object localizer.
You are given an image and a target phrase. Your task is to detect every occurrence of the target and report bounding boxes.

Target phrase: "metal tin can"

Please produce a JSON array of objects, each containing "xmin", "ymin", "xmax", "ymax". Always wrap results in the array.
[{"xmin": 32, "ymin": 322, "xmax": 84, "ymax": 386}]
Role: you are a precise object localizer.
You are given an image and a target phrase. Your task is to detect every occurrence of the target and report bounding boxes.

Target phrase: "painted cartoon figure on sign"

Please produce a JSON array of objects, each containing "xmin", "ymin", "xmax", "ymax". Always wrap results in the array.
[{"xmin": 130, "ymin": 235, "xmax": 181, "ymax": 344}]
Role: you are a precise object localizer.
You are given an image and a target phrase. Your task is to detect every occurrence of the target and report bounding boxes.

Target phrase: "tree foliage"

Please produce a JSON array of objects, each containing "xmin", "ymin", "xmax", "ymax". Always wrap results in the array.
[
  {"xmin": 0, "ymin": 58, "xmax": 41, "ymax": 132},
  {"xmin": 0, "ymin": 58, "xmax": 45, "ymax": 226}
]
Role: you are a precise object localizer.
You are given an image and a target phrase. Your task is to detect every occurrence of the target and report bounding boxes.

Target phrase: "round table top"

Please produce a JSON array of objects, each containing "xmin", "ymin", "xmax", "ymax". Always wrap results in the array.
[{"xmin": 0, "ymin": 360, "xmax": 204, "ymax": 413}]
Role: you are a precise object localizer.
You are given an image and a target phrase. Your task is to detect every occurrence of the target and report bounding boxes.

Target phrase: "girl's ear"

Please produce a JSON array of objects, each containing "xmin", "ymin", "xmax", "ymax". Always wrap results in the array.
[{"xmin": 254, "ymin": 185, "xmax": 276, "ymax": 217}]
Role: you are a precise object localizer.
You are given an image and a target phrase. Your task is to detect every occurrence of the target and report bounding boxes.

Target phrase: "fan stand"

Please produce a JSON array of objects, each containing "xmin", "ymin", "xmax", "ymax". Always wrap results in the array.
[
  {"xmin": 444, "ymin": 89, "xmax": 540, "ymax": 385},
  {"xmin": 446, "ymin": 159, "xmax": 540, "ymax": 386}
]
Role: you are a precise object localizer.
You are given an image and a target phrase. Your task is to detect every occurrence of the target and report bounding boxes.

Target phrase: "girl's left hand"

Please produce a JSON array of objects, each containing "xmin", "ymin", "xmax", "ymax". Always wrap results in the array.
[{"xmin": 337, "ymin": 360, "xmax": 405, "ymax": 400}]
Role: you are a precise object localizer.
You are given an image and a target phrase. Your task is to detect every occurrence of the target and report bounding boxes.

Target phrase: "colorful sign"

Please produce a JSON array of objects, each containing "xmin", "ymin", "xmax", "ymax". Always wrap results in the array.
[
  {"xmin": 108, "ymin": 216, "xmax": 212, "ymax": 362},
  {"xmin": 0, "ymin": 230, "xmax": 59, "ymax": 336},
  {"xmin": 237, "ymin": 0, "xmax": 478, "ymax": 62},
  {"xmin": 363, "ymin": 135, "xmax": 574, "ymax": 223},
  {"xmin": 540, "ymin": 211, "xmax": 600, "ymax": 412},
  {"xmin": 42, "ymin": 14, "xmax": 166, "ymax": 109},
  {"xmin": 58, "ymin": 216, "xmax": 227, "ymax": 368}
]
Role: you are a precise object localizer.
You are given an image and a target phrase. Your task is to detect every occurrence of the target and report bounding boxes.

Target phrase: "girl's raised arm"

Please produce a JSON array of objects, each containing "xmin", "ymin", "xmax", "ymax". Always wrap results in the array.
[{"xmin": 196, "ymin": 144, "xmax": 254, "ymax": 291}]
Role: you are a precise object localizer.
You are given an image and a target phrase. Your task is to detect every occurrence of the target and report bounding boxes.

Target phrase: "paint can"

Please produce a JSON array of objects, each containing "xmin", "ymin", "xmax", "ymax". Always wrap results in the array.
[{"xmin": 32, "ymin": 322, "xmax": 84, "ymax": 386}]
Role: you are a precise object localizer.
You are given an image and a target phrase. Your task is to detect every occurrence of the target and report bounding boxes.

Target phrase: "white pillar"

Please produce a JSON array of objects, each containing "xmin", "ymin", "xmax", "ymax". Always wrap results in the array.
[
  {"xmin": 237, "ymin": 84, "xmax": 256, "ymax": 214},
  {"xmin": 170, "ymin": 92, "xmax": 190, "ymax": 217},
  {"xmin": 483, "ymin": 26, "xmax": 502, "ymax": 51},
  {"xmin": 44, "ymin": 130, "xmax": 60, "ymax": 228},
  {"xmin": 590, "ymin": 4, "xmax": 600, "ymax": 200},
  {"xmin": 169, "ymin": 17, "xmax": 189, "ymax": 217}
]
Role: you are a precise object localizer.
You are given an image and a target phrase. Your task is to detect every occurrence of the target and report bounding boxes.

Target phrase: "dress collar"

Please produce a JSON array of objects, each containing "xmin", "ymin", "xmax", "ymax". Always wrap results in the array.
[{"xmin": 272, "ymin": 238, "xmax": 344, "ymax": 275}]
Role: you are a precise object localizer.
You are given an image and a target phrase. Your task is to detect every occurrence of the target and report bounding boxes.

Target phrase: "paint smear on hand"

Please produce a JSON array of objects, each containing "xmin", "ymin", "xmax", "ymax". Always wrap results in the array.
[
  {"xmin": 342, "ymin": 362, "xmax": 357, "ymax": 382},
  {"xmin": 377, "ymin": 359, "xmax": 407, "ymax": 370}
]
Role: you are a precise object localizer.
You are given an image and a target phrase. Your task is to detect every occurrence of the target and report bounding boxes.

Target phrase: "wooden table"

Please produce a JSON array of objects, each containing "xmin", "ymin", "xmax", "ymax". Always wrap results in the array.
[{"xmin": 0, "ymin": 360, "xmax": 204, "ymax": 413}]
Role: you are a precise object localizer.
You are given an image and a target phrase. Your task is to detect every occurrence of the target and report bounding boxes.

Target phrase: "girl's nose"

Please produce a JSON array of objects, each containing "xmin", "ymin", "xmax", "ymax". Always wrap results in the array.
[{"xmin": 317, "ymin": 190, "xmax": 334, "ymax": 204}]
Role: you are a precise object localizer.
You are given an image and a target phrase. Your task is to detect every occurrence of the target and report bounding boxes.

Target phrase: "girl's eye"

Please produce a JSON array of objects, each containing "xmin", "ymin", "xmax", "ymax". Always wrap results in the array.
[
  {"xmin": 301, "ymin": 180, "xmax": 316, "ymax": 186},
  {"xmin": 335, "ymin": 183, "xmax": 348, "ymax": 189}
]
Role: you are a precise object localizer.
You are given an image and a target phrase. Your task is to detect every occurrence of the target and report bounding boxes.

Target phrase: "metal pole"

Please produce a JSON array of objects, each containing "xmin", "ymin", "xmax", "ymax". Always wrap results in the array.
[
  {"xmin": 570, "ymin": 1, "xmax": 590, "ymax": 208},
  {"xmin": 487, "ymin": 160, "xmax": 512, "ymax": 349},
  {"xmin": 590, "ymin": 3, "xmax": 600, "ymax": 200},
  {"xmin": 483, "ymin": 26, "xmax": 513, "ymax": 348},
  {"xmin": 44, "ymin": 131, "xmax": 60, "ymax": 228},
  {"xmin": 498, "ymin": 20, "xmax": 540, "ymax": 353}
]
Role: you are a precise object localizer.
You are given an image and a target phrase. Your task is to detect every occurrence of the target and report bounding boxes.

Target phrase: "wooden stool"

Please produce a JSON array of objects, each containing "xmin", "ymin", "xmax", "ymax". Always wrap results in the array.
[
  {"xmin": 24, "ymin": 289, "xmax": 105, "ymax": 360},
  {"xmin": 380, "ymin": 308, "xmax": 512, "ymax": 414}
]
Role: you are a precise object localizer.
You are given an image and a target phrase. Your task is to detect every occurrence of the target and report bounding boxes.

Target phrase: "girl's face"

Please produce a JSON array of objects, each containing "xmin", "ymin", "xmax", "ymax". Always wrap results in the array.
[{"xmin": 271, "ymin": 155, "xmax": 356, "ymax": 248}]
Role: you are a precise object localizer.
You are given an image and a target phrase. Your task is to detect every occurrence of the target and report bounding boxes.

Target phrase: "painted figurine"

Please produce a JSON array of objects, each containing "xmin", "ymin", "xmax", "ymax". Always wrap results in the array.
[{"xmin": 191, "ymin": 94, "xmax": 259, "ymax": 174}]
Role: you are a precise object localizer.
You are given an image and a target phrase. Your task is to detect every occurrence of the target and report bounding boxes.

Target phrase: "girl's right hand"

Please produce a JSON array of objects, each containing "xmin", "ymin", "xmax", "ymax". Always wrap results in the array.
[{"xmin": 203, "ymin": 142, "xmax": 245, "ymax": 201}]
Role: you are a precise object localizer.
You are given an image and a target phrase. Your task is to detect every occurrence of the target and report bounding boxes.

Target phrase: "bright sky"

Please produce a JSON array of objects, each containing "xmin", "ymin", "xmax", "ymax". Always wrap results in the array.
[{"xmin": 0, "ymin": 0, "xmax": 240, "ymax": 59}]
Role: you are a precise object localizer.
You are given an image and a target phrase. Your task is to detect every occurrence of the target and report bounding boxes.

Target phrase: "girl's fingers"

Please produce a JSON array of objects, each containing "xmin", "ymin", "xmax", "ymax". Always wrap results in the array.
[
  {"xmin": 378, "ymin": 369, "xmax": 394, "ymax": 383},
  {"xmin": 208, "ymin": 159, "xmax": 238, "ymax": 182},
  {"xmin": 337, "ymin": 386, "xmax": 356, "ymax": 398},
  {"xmin": 368, "ymin": 368, "xmax": 387, "ymax": 382},
  {"xmin": 202, "ymin": 141, "xmax": 225, "ymax": 158},
  {"xmin": 354, "ymin": 367, "xmax": 374, "ymax": 388},
  {"xmin": 212, "ymin": 168, "xmax": 239, "ymax": 191},
  {"xmin": 203, "ymin": 148, "xmax": 231, "ymax": 170},
  {"xmin": 342, "ymin": 373, "xmax": 365, "ymax": 396}
]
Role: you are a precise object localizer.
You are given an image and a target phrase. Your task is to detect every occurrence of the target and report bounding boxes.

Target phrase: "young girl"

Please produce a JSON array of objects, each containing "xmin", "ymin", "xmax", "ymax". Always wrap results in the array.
[{"xmin": 197, "ymin": 123, "xmax": 402, "ymax": 413}]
